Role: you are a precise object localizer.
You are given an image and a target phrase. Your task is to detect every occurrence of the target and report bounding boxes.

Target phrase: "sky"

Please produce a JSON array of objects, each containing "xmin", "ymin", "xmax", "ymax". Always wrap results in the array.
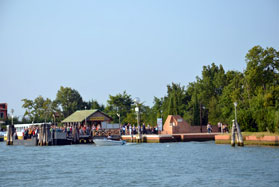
[{"xmin": 0, "ymin": 0, "xmax": 278, "ymax": 117}]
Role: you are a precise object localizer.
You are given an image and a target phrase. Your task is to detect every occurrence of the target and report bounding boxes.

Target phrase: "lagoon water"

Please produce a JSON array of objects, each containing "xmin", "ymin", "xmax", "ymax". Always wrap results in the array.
[{"xmin": 0, "ymin": 141, "xmax": 279, "ymax": 187}]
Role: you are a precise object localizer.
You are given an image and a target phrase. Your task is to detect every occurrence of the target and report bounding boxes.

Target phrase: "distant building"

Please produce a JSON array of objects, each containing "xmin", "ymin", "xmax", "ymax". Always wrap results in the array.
[
  {"xmin": 161, "ymin": 115, "xmax": 218, "ymax": 134},
  {"xmin": 62, "ymin": 109, "xmax": 113, "ymax": 127},
  {"xmin": 0, "ymin": 103, "xmax": 8, "ymax": 125}
]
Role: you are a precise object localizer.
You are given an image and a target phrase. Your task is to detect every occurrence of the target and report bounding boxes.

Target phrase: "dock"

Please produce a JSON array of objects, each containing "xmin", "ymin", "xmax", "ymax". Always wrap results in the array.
[
  {"xmin": 122, "ymin": 133, "xmax": 219, "ymax": 143},
  {"xmin": 215, "ymin": 134, "xmax": 279, "ymax": 146}
]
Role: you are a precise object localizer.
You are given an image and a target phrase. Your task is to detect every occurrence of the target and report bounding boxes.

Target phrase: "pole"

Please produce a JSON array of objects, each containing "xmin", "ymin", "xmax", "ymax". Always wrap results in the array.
[
  {"xmin": 136, "ymin": 106, "xmax": 141, "ymax": 142},
  {"xmin": 137, "ymin": 108, "xmax": 140, "ymax": 136},
  {"xmin": 200, "ymin": 104, "xmax": 202, "ymax": 133},
  {"xmin": 234, "ymin": 102, "xmax": 237, "ymax": 122},
  {"xmin": 119, "ymin": 114, "xmax": 121, "ymax": 127},
  {"xmin": 235, "ymin": 106, "xmax": 237, "ymax": 122},
  {"xmin": 236, "ymin": 121, "xmax": 244, "ymax": 146},
  {"xmin": 231, "ymin": 120, "xmax": 236, "ymax": 147}
]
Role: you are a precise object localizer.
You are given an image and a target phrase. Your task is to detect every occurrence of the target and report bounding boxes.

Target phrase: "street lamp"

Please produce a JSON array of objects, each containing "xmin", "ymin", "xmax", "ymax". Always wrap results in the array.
[
  {"xmin": 234, "ymin": 102, "xmax": 237, "ymax": 122},
  {"xmin": 117, "ymin": 113, "xmax": 120, "ymax": 126},
  {"xmin": 200, "ymin": 104, "xmax": 205, "ymax": 133},
  {"xmin": 134, "ymin": 97, "xmax": 140, "ymax": 137},
  {"xmin": 11, "ymin": 109, "xmax": 14, "ymax": 125}
]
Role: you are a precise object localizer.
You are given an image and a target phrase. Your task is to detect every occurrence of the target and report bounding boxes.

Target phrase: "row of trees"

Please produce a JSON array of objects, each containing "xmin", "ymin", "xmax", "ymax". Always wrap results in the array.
[
  {"xmin": 20, "ymin": 86, "xmax": 105, "ymax": 123},
  {"xmin": 17, "ymin": 45, "xmax": 279, "ymax": 132}
]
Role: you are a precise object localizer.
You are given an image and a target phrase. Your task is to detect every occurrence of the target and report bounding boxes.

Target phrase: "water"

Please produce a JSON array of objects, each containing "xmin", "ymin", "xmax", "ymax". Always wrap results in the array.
[{"xmin": 0, "ymin": 142, "xmax": 279, "ymax": 187}]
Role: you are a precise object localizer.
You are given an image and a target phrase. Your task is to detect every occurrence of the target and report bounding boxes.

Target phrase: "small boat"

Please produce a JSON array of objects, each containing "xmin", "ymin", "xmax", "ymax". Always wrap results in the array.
[
  {"xmin": 93, "ymin": 138, "xmax": 126, "ymax": 146},
  {"xmin": 0, "ymin": 131, "xmax": 6, "ymax": 142}
]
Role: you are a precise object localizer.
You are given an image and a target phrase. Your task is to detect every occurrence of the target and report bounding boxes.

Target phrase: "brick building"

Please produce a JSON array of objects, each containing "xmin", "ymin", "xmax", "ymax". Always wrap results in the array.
[
  {"xmin": 161, "ymin": 115, "xmax": 218, "ymax": 134},
  {"xmin": 0, "ymin": 103, "xmax": 8, "ymax": 125}
]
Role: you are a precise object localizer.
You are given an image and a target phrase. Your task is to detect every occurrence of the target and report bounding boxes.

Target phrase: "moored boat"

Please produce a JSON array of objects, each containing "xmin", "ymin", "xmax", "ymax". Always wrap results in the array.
[
  {"xmin": 0, "ymin": 131, "xmax": 6, "ymax": 141},
  {"xmin": 93, "ymin": 138, "xmax": 126, "ymax": 146}
]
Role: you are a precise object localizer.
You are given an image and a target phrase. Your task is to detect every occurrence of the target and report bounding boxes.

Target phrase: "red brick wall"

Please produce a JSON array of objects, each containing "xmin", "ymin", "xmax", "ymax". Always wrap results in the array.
[
  {"xmin": 162, "ymin": 115, "xmax": 218, "ymax": 134},
  {"xmin": 0, "ymin": 103, "xmax": 8, "ymax": 120}
]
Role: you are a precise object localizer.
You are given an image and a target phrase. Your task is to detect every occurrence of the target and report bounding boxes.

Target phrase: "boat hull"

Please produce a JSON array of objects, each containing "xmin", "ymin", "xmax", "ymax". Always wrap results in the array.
[{"xmin": 93, "ymin": 139, "xmax": 125, "ymax": 146}]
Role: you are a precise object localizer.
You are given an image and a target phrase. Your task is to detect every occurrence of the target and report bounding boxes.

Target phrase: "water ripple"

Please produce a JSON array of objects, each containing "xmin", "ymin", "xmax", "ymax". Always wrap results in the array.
[{"xmin": 1, "ymin": 142, "xmax": 279, "ymax": 187}]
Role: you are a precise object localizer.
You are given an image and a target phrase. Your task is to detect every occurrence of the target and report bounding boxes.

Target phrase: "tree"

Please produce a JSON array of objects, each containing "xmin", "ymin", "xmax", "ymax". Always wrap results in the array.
[
  {"xmin": 22, "ymin": 99, "xmax": 35, "ymax": 122},
  {"xmin": 55, "ymin": 86, "xmax": 84, "ymax": 117},
  {"xmin": 105, "ymin": 91, "xmax": 133, "ymax": 123},
  {"xmin": 85, "ymin": 99, "xmax": 105, "ymax": 111},
  {"xmin": 22, "ymin": 96, "xmax": 61, "ymax": 122},
  {"xmin": 245, "ymin": 46, "xmax": 279, "ymax": 95},
  {"xmin": 159, "ymin": 83, "xmax": 190, "ymax": 121},
  {"xmin": 152, "ymin": 97, "xmax": 163, "ymax": 118},
  {"xmin": 192, "ymin": 91, "xmax": 200, "ymax": 125}
]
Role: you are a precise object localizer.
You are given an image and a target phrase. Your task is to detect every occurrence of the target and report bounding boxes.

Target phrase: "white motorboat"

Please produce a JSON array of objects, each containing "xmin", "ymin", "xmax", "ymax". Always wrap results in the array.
[{"xmin": 93, "ymin": 138, "xmax": 126, "ymax": 146}]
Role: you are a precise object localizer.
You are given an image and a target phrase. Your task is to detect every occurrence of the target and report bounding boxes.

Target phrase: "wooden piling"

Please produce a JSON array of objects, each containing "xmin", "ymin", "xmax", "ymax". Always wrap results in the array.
[
  {"xmin": 42, "ymin": 124, "xmax": 46, "ymax": 146},
  {"xmin": 38, "ymin": 123, "xmax": 51, "ymax": 146},
  {"xmin": 72, "ymin": 124, "xmax": 76, "ymax": 143},
  {"xmin": 231, "ymin": 121, "xmax": 236, "ymax": 147},
  {"xmin": 39, "ymin": 125, "xmax": 42, "ymax": 146},
  {"xmin": 235, "ymin": 121, "xmax": 244, "ymax": 146},
  {"xmin": 46, "ymin": 124, "xmax": 49, "ymax": 146},
  {"xmin": 6, "ymin": 125, "xmax": 14, "ymax": 145}
]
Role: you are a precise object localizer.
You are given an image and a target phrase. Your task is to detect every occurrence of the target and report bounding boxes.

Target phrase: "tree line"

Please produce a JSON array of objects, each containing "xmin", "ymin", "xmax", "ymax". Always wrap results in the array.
[{"xmin": 10, "ymin": 45, "xmax": 279, "ymax": 132}]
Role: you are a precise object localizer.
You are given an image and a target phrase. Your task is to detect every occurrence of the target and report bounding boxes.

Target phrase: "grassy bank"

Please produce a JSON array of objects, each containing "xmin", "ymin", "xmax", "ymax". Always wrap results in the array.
[{"xmin": 217, "ymin": 132, "xmax": 279, "ymax": 137}]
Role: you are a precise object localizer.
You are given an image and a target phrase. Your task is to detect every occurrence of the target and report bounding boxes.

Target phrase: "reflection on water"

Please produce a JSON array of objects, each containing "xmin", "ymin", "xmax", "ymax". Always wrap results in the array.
[{"xmin": 0, "ymin": 142, "xmax": 279, "ymax": 187}]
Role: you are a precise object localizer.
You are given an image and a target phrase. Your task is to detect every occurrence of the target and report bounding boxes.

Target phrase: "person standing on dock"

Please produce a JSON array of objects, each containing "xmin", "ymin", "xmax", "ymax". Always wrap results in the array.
[
  {"xmin": 142, "ymin": 123, "xmax": 146, "ymax": 134},
  {"xmin": 129, "ymin": 124, "xmax": 132, "ymax": 135},
  {"xmin": 132, "ymin": 125, "xmax": 136, "ymax": 135},
  {"xmin": 218, "ymin": 122, "xmax": 222, "ymax": 133},
  {"xmin": 122, "ymin": 125, "xmax": 125, "ymax": 135},
  {"xmin": 207, "ymin": 123, "xmax": 212, "ymax": 134}
]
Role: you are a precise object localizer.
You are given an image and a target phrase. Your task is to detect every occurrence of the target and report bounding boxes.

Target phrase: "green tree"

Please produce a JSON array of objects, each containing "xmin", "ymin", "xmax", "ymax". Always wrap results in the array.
[
  {"xmin": 105, "ymin": 91, "xmax": 133, "ymax": 123},
  {"xmin": 55, "ymin": 86, "xmax": 84, "ymax": 117},
  {"xmin": 85, "ymin": 99, "xmax": 105, "ymax": 111},
  {"xmin": 22, "ymin": 96, "xmax": 61, "ymax": 122},
  {"xmin": 192, "ymin": 91, "xmax": 200, "ymax": 125}
]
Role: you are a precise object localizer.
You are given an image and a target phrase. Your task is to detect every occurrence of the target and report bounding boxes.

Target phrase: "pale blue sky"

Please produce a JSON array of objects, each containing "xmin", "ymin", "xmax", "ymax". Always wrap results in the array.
[{"xmin": 1, "ymin": 0, "xmax": 278, "ymax": 117}]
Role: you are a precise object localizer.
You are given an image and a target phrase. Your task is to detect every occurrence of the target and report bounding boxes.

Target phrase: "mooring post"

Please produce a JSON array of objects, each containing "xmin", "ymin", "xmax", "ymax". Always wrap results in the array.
[
  {"xmin": 77, "ymin": 125, "xmax": 80, "ymax": 143},
  {"xmin": 72, "ymin": 124, "xmax": 77, "ymax": 144},
  {"xmin": 6, "ymin": 125, "xmax": 10, "ymax": 145},
  {"xmin": 6, "ymin": 125, "xmax": 11, "ymax": 145},
  {"xmin": 39, "ymin": 126, "xmax": 41, "ymax": 146},
  {"xmin": 46, "ymin": 124, "xmax": 50, "ymax": 146},
  {"xmin": 7, "ymin": 125, "xmax": 14, "ymax": 145},
  {"xmin": 231, "ymin": 120, "xmax": 236, "ymax": 147},
  {"xmin": 39, "ymin": 125, "xmax": 43, "ymax": 146},
  {"xmin": 43, "ymin": 124, "xmax": 46, "ymax": 146},
  {"xmin": 235, "ymin": 121, "xmax": 244, "ymax": 146}
]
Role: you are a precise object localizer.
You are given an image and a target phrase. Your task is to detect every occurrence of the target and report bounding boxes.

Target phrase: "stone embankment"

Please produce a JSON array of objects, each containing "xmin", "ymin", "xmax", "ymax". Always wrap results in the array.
[{"xmin": 215, "ymin": 134, "xmax": 279, "ymax": 146}]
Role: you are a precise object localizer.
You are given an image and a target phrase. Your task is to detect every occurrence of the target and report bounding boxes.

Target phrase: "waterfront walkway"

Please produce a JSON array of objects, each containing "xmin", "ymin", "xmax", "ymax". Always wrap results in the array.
[{"xmin": 122, "ymin": 133, "xmax": 220, "ymax": 143}]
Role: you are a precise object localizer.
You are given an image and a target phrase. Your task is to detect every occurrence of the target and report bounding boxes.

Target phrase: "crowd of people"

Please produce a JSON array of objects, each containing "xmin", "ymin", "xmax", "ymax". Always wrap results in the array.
[
  {"xmin": 50, "ymin": 125, "xmax": 93, "ymax": 136},
  {"xmin": 207, "ymin": 122, "xmax": 229, "ymax": 134},
  {"xmin": 11, "ymin": 121, "xmax": 228, "ymax": 140},
  {"xmin": 12, "ymin": 127, "xmax": 40, "ymax": 139},
  {"xmin": 120, "ymin": 123, "xmax": 159, "ymax": 135}
]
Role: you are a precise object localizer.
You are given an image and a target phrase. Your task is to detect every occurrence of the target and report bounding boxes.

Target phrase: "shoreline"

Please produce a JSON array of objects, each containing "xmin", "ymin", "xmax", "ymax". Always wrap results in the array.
[{"xmin": 215, "ymin": 133, "xmax": 279, "ymax": 146}]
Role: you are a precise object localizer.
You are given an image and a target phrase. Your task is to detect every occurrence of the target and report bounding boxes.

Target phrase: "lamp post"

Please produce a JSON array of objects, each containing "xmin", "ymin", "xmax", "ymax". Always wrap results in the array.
[
  {"xmin": 84, "ymin": 106, "xmax": 87, "ymax": 126},
  {"xmin": 117, "ymin": 113, "xmax": 120, "ymax": 126},
  {"xmin": 11, "ymin": 109, "xmax": 14, "ymax": 125},
  {"xmin": 134, "ymin": 97, "xmax": 140, "ymax": 138},
  {"xmin": 199, "ymin": 104, "xmax": 205, "ymax": 133},
  {"xmin": 234, "ymin": 102, "xmax": 237, "ymax": 122}
]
